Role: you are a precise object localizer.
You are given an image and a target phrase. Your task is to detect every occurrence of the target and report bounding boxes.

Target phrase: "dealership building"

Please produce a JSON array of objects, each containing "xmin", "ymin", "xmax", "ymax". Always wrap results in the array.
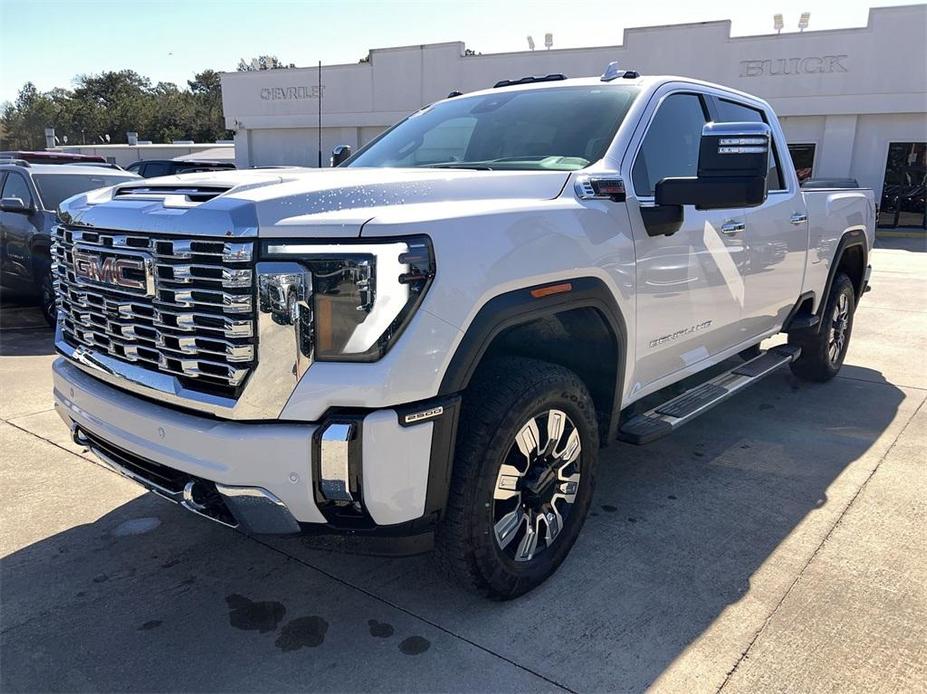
[{"xmin": 221, "ymin": 4, "xmax": 926, "ymax": 228}]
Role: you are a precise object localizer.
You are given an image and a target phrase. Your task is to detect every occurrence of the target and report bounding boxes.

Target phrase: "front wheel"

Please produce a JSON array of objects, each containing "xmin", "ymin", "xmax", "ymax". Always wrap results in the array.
[
  {"xmin": 789, "ymin": 272, "xmax": 856, "ymax": 382},
  {"xmin": 37, "ymin": 267, "xmax": 57, "ymax": 327},
  {"xmin": 434, "ymin": 357, "xmax": 599, "ymax": 599}
]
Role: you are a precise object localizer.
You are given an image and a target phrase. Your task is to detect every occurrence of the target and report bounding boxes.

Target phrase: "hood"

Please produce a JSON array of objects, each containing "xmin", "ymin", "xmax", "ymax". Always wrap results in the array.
[{"xmin": 58, "ymin": 167, "xmax": 571, "ymax": 238}]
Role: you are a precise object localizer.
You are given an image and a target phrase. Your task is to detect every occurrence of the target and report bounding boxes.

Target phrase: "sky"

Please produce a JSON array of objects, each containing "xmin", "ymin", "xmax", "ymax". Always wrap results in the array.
[{"xmin": 0, "ymin": 0, "xmax": 912, "ymax": 103}]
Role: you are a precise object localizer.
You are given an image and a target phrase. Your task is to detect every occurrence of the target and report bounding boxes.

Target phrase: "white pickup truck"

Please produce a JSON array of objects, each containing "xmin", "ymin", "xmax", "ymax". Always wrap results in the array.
[{"xmin": 52, "ymin": 67, "xmax": 874, "ymax": 598}]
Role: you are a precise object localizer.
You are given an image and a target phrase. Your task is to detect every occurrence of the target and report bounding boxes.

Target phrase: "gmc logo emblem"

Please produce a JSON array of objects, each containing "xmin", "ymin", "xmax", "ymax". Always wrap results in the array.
[{"xmin": 73, "ymin": 248, "xmax": 153, "ymax": 296}]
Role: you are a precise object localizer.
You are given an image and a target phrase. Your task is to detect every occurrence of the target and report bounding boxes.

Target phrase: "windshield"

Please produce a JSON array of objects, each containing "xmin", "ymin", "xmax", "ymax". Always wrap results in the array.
[
  {"xmin": 33, "ymin": 173, "xmax": 136, "ymax": 209},
  {"xmin": 348, "ymin": 85, "xmax": 640, "ymax": 171}
]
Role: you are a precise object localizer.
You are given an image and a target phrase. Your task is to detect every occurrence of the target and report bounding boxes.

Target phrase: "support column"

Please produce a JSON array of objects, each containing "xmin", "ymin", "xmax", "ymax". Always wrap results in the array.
[
  {"xmin": 233, "ymin": 129, "xmax": 252, "ymax": 168},
  {"xmin": 817, "ymin": 115, "xmax": 858, "ymax": 178}
]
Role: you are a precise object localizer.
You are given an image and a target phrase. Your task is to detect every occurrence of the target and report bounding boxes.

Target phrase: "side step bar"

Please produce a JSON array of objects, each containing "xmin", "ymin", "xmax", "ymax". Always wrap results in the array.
[{"xmin": 617, "ymin": 344, "xmax": 801, "ymax": 445}]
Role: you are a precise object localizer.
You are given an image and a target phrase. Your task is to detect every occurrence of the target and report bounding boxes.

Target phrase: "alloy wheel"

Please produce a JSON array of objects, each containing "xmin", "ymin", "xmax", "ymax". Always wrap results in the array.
[
  {"xmin": 492, "ymin": 409, "xmax": 582, "ymax": 563},
  {"xmin": 828, "ymin": 292, "xmax": 850, "ymax": 365}
]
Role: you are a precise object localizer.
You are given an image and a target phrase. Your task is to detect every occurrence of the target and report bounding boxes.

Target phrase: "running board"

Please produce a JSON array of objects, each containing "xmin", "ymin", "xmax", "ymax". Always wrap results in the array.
[{"xmin": 617, "ymin": 344, "xmax": 801, "ymax": 445}]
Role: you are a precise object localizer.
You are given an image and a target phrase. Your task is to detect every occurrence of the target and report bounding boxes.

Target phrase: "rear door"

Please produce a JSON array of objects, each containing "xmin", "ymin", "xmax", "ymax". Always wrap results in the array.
[
  {"xmin": 707, "ymin": 97, "xmax": 807, "ymax": 339},
  {"xmin": 626, "ymin": 89, "xmax": 747, "ymax": 392}
]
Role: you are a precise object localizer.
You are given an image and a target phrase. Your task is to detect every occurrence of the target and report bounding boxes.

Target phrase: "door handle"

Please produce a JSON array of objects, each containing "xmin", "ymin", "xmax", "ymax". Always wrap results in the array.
[
  {"xmin": 790, "ymin": 213, "xmax": 808, "ymax": 225},
  {"xmin": 720, "ymin": 221, "xmax": 746, "ymax": 236}
]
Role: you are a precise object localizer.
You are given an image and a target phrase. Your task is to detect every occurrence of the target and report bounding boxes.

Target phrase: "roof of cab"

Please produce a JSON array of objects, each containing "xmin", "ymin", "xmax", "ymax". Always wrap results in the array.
[{"xmin": 446, "ymin": 73, "xmax": 770, "ymax": 109}]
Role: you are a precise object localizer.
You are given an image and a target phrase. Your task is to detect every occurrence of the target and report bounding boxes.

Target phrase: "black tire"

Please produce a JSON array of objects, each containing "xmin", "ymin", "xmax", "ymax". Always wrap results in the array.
[
  {"xmin": 37, "ymin": 266, "xmax": 57, "ymax": 327},
  {"xmin": 789, "ymin": 272, "xmax": 855, "ymax": 382},
  {"xmin": 434, "ymin": 357, "xmax": 599, "ymax": 599}
]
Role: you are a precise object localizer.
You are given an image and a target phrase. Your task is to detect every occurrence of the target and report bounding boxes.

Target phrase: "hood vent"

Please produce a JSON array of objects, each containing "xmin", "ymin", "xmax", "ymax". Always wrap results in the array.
[{"xmin": 114, "ymin": 185, "xmax": 230, "ymax": 204}]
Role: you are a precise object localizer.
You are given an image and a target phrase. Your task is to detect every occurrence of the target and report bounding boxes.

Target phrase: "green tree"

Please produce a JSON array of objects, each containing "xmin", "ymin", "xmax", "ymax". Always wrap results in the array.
[
  {"xmin": 237, "ymin": 55, "xmax": 295, "ymax": 71},
  {"xmin": 0, "ymin": 67, "xmax": 233, "ymax": 150}
]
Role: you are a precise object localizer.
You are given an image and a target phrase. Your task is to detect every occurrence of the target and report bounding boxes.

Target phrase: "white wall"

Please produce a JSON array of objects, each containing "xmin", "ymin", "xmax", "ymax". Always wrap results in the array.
[
  {"xmin": 242, "ymin": 127, "xmax": 361, "ymax": 167},
  {"xmin": 53, "ymin": 144, "xmax": 233, "ymax": 168}
]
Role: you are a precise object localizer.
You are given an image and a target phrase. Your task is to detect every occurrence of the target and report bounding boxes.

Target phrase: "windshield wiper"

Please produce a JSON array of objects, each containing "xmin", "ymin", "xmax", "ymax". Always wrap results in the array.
[{"xmin": 426, "ymin": 162, "xmax": 495, "ymax": 170}]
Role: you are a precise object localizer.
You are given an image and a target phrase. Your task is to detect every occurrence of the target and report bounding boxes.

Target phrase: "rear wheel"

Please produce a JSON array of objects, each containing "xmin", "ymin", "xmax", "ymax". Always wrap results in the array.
[
  {"xmin": 434, "ymin": 357, "xmax": 599, "ymax": 599},
  {"xmin": 789, "ymin": 272, "xmax": 855, "ymax": 382}
]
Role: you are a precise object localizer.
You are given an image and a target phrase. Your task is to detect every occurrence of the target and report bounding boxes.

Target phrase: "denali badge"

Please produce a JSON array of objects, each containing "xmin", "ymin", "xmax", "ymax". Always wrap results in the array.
[
  {"xmin": 649, "ymin": 320, "xmax": 713, "ymax": 348},
  {"xmin": 72, "ymin": 247, "xmax": 154, "ymax": 296}
]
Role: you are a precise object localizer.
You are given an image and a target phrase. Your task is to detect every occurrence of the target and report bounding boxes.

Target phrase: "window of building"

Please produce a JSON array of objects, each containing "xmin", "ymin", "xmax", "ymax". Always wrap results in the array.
[
  {"xmin": 632, "ymin": 93, "xmax": 707, "ymax": 197},
  {"xmin": 879, "ymin": 142, "xmax": 926, "ymax": 229},
  {"xmin": 788, "ymin": 144, "xmax": 816, "ymax": 184},
  {"xmin": 714, "ymin": 99, "xmax": 785, "ymax": 191}
]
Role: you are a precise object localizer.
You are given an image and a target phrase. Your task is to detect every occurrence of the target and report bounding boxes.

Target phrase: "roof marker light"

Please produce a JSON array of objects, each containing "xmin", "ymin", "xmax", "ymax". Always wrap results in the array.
[{"xmin": 601, "ymin": 62, "xmax": 639, "ymax": 82}]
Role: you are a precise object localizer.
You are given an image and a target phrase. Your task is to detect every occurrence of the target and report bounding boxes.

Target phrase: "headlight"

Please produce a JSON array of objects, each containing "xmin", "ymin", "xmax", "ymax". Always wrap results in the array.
[{"xmin": 259, "ymin": 236, "xmax": 434, "ymax": 362}]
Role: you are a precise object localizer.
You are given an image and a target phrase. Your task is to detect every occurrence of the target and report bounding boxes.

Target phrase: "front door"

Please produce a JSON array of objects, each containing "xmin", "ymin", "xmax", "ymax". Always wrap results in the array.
[
  {"xmin": 627, "ymin": 91, "xmax": 747, "ymax": 393},
  {"xmin": 0, "ymin": 171, "xmax": 39, "ymax": 284}
]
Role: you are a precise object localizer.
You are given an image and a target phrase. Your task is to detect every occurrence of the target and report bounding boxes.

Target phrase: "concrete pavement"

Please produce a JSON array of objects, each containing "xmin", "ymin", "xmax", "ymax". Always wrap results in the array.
[{"xmin": 1, "ymin": 239, "xmax": 925, "ymax": 693}]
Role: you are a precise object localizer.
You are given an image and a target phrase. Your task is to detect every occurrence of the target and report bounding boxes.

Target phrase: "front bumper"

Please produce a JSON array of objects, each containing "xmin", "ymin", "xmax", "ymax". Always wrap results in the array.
[{"xmin": 53, "ymin": 358, "xmax": 444, "ymax": 535}]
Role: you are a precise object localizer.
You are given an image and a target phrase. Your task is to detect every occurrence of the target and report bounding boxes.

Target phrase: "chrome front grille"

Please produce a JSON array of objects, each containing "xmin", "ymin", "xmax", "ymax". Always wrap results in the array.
[{"xmin": 52, "ymin": 226, "xmax": 257, "ymax": 398}]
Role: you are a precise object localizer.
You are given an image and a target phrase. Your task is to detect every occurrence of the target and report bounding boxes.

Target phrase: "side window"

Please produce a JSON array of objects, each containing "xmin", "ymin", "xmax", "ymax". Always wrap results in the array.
[
  {"xmin": 715, "ymin": 99, "xmax": 786, "ymax": 191},
  {"xmin": 1, "ymin": 173, "xmax": 34, "ymax": 206},
  {"xmin": 632, "ymin": 93, "xmax": 707, "ymax": 197}
]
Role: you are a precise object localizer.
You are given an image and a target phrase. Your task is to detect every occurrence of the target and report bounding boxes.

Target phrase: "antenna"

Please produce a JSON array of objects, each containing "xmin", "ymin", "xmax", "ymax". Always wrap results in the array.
[
  {"xmin": 773, "ymin": 14, "xmax": 784, "ymax": 34},
  {"xmin": 798, "ymin": 11, "xmax": 810, "ymax": 31},
  {"xmin": 527, "ymin": 35, "xmax": 535, "ymax": 51},
  {"xmin": 317, "ymin": 60, "xmax": 322, "ymax": 168},
  {"xmin": 544, "ymin": 33, "xmax": 553, "ymax": 50}
]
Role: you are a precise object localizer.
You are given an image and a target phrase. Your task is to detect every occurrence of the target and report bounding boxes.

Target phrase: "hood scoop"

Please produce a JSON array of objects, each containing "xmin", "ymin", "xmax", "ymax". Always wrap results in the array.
[{"xmin": 114, "ymin": 185, "xmax": 231, "ymax": 205}]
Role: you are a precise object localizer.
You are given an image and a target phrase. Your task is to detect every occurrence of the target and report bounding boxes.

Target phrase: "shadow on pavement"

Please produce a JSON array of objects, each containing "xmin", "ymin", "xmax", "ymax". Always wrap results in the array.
[
  {"xmin": 0, "ymin": 367, "xmax": 908, "ymax": 692},
  {"xmin": 1, "ymin": 290, "xmax": 55, "ymax": 357}
]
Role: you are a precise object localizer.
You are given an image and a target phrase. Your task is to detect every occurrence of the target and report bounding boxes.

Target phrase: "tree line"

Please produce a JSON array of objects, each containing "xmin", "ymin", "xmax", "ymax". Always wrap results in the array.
[
  {"xmin": 0, "ymin": 69, "xmax": 231, "ymax": 151},
  {"xmin": 0, "ymin": 56, "xmax": 294, "ymax": 151}
]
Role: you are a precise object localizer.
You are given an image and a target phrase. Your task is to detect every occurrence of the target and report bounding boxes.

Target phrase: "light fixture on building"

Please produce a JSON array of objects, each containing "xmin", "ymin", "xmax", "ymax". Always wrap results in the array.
[
  {"xmin": 527, "ymin": 35, "xmax": 535, "ymax": 51},
  {"xmin": 544, "ymin": 33, "xmax": 553, "ymax": 50},
  {"xmin": 798, "ymin": 12, "xmax": 810, "ymax": 31},
  {"xmin": 773, "ymin": 14, "xmax": 784, "ymax": 34}
]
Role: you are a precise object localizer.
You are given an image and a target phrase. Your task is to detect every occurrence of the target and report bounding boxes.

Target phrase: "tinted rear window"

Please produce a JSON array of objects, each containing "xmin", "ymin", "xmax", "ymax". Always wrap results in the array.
[{"xmin": 33, "ymin": 174, "xmax": 136, "ymax": 210}]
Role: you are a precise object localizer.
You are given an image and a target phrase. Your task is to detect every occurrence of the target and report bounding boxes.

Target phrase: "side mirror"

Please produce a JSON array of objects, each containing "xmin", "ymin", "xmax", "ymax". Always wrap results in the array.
[
  {"xmin": 655, "ymin": 122, "xmax": 770, "ymax": 211},
  {"xmin": 0, "ymin": 197, "xmax": 32, "ymax": 214},
  {"xmin": 330, "ymin": 145, "xmax": 352, "ymax": 167}
]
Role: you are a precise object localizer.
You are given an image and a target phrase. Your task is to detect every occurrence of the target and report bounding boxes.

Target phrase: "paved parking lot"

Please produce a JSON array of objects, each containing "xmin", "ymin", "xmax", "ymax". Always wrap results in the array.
[{"xmin": 2, "ymin": 238, "xmax": 925, "ymax": 693}]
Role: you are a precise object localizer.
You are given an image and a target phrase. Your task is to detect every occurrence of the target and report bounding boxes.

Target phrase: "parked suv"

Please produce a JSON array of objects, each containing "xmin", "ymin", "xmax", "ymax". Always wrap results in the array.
[
  {"xmin": 0, "ymin": 162, "xmax": 139, "ymax": 323},
  {"xmin": 125, "ymin": 159, "xmax": 235, "ymax": 178},
  {"xmin": 51, "ymin": 70, "xmax": 874, "ymax": 598}
]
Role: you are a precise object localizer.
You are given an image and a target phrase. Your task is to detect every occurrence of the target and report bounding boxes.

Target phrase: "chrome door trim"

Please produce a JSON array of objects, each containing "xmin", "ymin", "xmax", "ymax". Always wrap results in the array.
[{"xmin": 720, "ymin": 221, "xmax": 746, "ymax": 235}]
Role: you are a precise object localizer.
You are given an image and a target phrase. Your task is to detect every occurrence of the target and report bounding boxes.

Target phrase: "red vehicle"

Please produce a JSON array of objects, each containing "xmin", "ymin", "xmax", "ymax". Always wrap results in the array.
[{"xmin": 0, "ymin": 151, "xmax": 108, "ymax": 165}]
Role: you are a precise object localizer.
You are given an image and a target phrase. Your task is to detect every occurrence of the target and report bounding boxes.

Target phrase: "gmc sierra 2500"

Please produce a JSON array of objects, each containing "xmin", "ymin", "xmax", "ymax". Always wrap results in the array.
[{"xmin": 52, "ymin": 67, "xmax": 874, "ymax": 598}]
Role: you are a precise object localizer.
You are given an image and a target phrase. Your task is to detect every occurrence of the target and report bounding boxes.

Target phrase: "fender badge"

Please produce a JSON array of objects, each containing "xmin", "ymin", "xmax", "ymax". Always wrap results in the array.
[{"xmin": 404, "ymin": 406, "xmax": 444, "ymax": 424}]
